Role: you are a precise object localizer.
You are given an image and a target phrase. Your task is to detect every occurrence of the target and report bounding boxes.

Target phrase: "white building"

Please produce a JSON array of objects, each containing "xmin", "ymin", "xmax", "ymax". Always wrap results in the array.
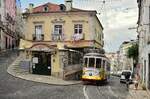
[
  {"xmin": 137, "ymin": 0, "xmax": 150, "ymax": 89},
  {"xmin": 106, "ymin": 52, "xmax": 119, "ymax": 72},
  {"xmin": 118, "ymin": 40, "xmax": 137, "ymax": 72}
]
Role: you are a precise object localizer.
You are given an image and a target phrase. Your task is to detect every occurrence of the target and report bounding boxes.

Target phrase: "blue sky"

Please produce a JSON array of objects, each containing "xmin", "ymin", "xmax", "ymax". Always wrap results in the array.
[{"xmin": 20, "ymin": 0, "xmax": 64, "ymax": 10}]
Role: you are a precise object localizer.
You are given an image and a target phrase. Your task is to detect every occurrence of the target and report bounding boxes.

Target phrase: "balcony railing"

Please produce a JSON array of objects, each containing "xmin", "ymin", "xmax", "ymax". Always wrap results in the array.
[
  {"xmin": 51, "ymin": 33, "xmax": 64, "ymax": 41},
  {"xmin": 72, "ymin": 33, "xmax": 84, "ymax": 41},
  {"xmin": 32, "ymin": 34, "xmax": 44, "ymax": 41}
]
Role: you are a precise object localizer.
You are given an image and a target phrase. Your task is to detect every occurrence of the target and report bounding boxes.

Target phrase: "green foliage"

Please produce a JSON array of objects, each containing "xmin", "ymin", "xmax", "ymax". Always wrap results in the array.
[{"xmin": 127, "ymin": 43, "xmax": 138, "ymax": 61}]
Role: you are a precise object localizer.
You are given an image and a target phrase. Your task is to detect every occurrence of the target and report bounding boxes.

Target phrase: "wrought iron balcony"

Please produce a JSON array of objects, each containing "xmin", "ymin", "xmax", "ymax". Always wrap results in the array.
[
  {"xmin": 32, "ymin": 34, "xmax": 44, "ymax": 41},
  {"xmin": 51, "ymin": 33, "xmax": 64, "ymax": 41}
]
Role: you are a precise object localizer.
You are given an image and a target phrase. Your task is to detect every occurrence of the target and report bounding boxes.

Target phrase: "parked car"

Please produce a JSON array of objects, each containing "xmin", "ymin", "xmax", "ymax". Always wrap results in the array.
[{"xmin": 120, "ymin": 70, "xmax": 132, "ymax": 83}]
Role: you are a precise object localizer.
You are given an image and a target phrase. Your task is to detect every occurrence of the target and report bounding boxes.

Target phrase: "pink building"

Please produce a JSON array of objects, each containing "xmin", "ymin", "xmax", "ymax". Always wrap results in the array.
[{"xmin": 0, "ymin": 0, "xmax": 18, "ymax": 51}]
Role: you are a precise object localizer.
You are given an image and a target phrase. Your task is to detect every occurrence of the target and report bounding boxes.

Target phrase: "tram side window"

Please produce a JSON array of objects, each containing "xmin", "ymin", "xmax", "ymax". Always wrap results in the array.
[
  {"xmin": 96, "ymin": 58, "xmax": 101, "ymax": 68},
  {"xmin": 89, "ymin": 58, "xmax": 95, "ymax": 67},
  {"xmin": 84, "ymin": 58, "xmax": 88, "ymax": 67},
  {"xmin": 103, "ymin": 60, "xmax": 105, "ymax": 69}
]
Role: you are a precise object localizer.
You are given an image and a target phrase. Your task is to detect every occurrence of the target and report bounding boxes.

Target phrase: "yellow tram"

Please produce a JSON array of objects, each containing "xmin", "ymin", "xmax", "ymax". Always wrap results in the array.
[{"xmin": 82, "ymin": 52, "xmax": 110, "ymax": 84}]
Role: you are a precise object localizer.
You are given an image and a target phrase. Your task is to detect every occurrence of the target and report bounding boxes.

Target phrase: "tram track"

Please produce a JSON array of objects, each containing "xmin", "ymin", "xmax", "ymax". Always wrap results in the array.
[
  {"xmin": 96, "ymin": 85, "xmax": 110, "ymax": 99},
  {"xmin": 83, "ymin": 86, "xmax": 89, "ymax": 99},
  {"xmin": 83, "ymin": 84, "xmax": 128, "ymax": 99},
  {"xmin": 83, "ymin": 85, "xmax": 117, "ymax": 99},
  {"xmin": 83, "ymin": 76, "xmax": 132, "ymax": 99}
]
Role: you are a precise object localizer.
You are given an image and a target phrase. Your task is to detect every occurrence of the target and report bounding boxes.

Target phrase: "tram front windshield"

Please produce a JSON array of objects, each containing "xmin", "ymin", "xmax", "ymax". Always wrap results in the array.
[{"xmin": 89, "ymin": 58, "xmax": 95, "ymax": 67}]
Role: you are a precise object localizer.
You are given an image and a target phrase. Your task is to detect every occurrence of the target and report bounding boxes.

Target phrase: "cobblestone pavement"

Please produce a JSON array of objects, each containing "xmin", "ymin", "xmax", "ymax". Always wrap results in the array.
[
  {"xmin": 83, "ymin": 76, "xmax": 150, "ymax": 99},
  {"xmin": 0, "ymin": 50, "xmax": 150, "ymax": 99},
  {"xmin": 0, "ymin": 50, "xmax": 84, "ymax": 99}
]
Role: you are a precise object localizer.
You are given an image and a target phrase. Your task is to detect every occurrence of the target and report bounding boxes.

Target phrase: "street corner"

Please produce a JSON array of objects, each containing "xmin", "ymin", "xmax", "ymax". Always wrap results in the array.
[{"xmin": 7, "ymin": 58, "xmax": 82, "ymax": 86}]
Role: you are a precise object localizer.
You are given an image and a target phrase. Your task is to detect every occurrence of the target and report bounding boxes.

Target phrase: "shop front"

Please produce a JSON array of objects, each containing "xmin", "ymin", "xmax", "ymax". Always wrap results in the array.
[{"xmin": 28, "ymin": 44, "xmax": 56, "ymax": 75}]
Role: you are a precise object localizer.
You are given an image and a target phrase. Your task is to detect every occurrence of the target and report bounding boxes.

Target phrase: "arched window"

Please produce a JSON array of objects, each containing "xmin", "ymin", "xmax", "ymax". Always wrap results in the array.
[{"xmin": 43, "ymin": 6, "xmax": 49, "ymax": 12}]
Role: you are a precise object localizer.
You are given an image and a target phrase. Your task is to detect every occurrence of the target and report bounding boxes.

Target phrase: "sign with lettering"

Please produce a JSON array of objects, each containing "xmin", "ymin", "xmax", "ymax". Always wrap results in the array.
[{"xmin": 32, "ymin": 57, "xmax": 38, "ymax": 63}]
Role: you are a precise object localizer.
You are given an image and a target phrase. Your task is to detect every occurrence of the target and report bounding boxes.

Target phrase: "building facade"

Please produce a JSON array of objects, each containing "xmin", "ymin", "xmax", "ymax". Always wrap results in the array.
[
  {"xmin": 118, "ymin": 40, "xmax": 137, "ymax": 72},
  {"xmin": 105, "ymin": 52, "xmax": 120, "ymax": 73},
  {"xmin": 19, "ymin": 0, "xmax": 104, "ymax": 79},
  {"xmin": 0, "ymin": 0, "xmax": 21, "ymax": 51},
  {"xmin": 137, "ymin": 0, "xmax": 150, "ymax": 89}
]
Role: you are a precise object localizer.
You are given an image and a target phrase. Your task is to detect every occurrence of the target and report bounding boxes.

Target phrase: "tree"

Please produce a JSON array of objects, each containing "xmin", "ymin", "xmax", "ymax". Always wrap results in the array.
[
  {"xmin": 127, "ymin": 43, "xmax": 138, "ymax": 75},
  {"xmin": 127, "ymin": 43, "xmax": 138, "ymax": 62}
]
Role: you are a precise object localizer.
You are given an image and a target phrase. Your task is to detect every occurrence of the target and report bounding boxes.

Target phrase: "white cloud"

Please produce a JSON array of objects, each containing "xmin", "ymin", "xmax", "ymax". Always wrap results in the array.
[{"xmin": 74, "ymin": 0, "xmax": 138, "ymax": 52}]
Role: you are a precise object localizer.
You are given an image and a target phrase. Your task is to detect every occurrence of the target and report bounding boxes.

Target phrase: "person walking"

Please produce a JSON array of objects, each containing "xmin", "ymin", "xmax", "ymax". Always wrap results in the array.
[{"xmin": 134, "ymin": 73, "xmax": 140, "ymax": 90}]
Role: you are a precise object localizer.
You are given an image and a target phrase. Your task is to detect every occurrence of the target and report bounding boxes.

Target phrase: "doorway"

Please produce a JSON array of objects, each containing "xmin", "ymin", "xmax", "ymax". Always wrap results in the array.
[{"xmin": 32, "ymin": 52, "xmax": 51, "ymax": 75}]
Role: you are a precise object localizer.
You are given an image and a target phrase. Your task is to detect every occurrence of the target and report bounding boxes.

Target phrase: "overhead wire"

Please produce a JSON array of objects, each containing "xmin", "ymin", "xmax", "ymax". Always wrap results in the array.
[{"xmin": 73, "ymin": 0, "xmax": 137, "ymax": 52}]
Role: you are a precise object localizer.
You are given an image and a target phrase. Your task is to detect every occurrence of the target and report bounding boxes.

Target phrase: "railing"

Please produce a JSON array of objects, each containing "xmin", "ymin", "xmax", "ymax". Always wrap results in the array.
[
  {"xmin": 51, "ymin": 33, "xmax": 64, "ymax": 41},
  {"xmin": 32, "ymin": 34, "xmax": 44, "ymax": 41},
  {"xmin": 72, "ymin": 33, "xmax": 84, "ymax": 41}
]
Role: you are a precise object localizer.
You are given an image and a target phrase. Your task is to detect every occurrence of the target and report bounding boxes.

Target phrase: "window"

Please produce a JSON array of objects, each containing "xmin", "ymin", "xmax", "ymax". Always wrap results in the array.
[
  {"xmin": 54, "ymin": 25, "xmax": 62, "ymax": 34},
  {"xmin": 103, "ymin": 60, "xmax": 105, "ymax": 68},
  {"xmin": 89, "ymin": 58, "xmax": 95, "ymax": 67},
  {"xmin": 84, "ymin": 58, "xmax": 88, "ymax": 67},
  {"xmin": 43, "ymin": 6, "xmax": 49, "ymax": 12},
  {"xmin": 52, "ymin": 25, "xmax": 63, "ymax": 41},
  {"xmin": 68, "ymin": 51, "xmax": 82, "ymax": 65},
  {"xmin": 96, "ymin": 58, "xmax": 101, "ymax": 68},
  {"xmin": 35, "ymin": 25, "xmax": 43, "ymax": 40},
  {"xmin": 74, "ymin": 24, "xmax": 82, "ymax": 34}
]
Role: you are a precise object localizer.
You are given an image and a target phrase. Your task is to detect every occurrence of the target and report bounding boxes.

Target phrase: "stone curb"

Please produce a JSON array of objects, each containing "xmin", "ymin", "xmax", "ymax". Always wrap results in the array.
[{"xmin": 7, "ymin": 57, "xmax": 82, "ymax": 86}]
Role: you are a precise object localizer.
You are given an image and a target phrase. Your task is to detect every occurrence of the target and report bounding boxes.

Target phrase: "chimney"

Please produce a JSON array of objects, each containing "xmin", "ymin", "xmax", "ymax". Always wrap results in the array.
[
  {"xmin": 65, "ymin": 0, "xmax": 72, "ymax": 11},
  {"xmin": 29, "ymin": 3, "xmax": 34, "ymax": 13}
]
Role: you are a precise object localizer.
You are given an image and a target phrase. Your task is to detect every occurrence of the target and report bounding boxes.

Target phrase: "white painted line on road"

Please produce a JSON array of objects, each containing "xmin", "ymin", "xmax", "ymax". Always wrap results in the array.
[
  {"xmin": 83, "ymin": 86, "xmax": 89, "ymax": 99},
  {"xmin": 108, "ymin": 86, "xmax": 119, "ymax": 98}
]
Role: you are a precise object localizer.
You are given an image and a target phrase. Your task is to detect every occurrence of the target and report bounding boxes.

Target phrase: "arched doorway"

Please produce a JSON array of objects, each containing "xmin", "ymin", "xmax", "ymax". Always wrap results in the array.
[{"xmin": 29, "ymin": 44, "xmax": 56, "ymax": 75}]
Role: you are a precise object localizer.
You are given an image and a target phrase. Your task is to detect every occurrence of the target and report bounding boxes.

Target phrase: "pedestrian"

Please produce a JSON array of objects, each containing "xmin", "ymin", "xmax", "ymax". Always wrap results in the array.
[{"xmin": 134, "ymin": 73, "xmax": 140, "ymax": 90}]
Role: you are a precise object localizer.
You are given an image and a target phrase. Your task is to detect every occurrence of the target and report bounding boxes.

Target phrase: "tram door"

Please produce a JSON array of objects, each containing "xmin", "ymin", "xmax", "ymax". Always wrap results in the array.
[{"xmin": 32, "ymin": 52, "xmax": 51, "ymax": 75}]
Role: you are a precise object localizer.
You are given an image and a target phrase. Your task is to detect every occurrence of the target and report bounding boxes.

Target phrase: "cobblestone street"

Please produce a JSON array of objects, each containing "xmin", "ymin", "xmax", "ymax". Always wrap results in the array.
[{"xmin": 0, "ymin": 50, "xmax": 149, "ymax": 99}]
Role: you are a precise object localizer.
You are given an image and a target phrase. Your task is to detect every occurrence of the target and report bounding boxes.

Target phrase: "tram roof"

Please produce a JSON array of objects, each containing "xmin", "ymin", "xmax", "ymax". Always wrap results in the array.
[
  {"xmin": 84, "ymin": 53, "xmax": 105, "ymax": 57},
  {"xmin": 84, "ymin": 53, "xmax": 110, "ymax": 61}
]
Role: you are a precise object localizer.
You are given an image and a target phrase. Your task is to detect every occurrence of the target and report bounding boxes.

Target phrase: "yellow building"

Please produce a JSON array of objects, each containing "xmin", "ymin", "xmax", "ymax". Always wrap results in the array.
[{"xmin": 20, "ymin": 0, "xmax": 104, "ymax": 79}]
